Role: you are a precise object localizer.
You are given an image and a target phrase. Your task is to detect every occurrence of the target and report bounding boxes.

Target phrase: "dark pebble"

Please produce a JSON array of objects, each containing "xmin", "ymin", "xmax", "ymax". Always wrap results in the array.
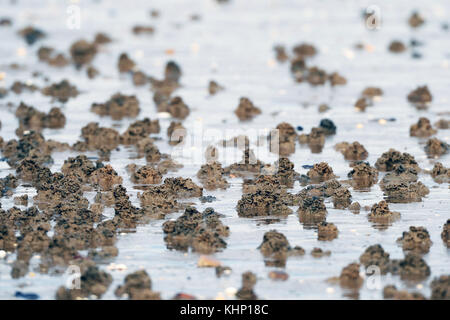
[
  {"xmin": 14, "ymin": 291, "xmax": 40, "ymax": 300},
  {"xmin": 200, "ymin": 195, "xmax": 216, "ymax": 203}
]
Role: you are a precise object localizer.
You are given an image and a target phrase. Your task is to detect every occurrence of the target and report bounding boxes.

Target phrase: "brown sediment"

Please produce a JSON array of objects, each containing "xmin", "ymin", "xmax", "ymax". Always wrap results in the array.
[
  {"xmin": 274, "ymin": 45, "xmax": 288, "ymax": 62},
  {"xmin": 410, "ymin": 117, "xmax": 436, "ymax": 137},
  {"xmin": 150, "ymin": 83, "xmax": 176, "ymax": 107},
  {"xmin": 10, "ymin": 81, "xmax": 39, "ymax": 94},
  {"xmin": 70, "ymin": 39, "xmax": 97, "ymax": 68},
  {"xmin": 434, "ymin": 119, "xmax": 450, "ymax": 129},
  {"xmin": 132, "ymin": 138, "xmax": 161, "ymax": 163},
  {"xmin": 61, "ymin": 155, "xmax": 97, "ymax": 182},
  {"xmin": 215, "ymin": 265, "xmax": 232, "ymax": 277},
  {"xmin": 242, "ymin": 174, "xmax": 281, "ymax": 195},
  {"xmin": 359, "ymin": 244, "xmax": 391, "ymax": 274},
  {"xmin": 339, "ymin": 263, "xmax": 363, "ymax": 289},
  {"xmin": 237, "ymin": 188, "xmax": 292, "ymax": 217},
  {"xmin": 157, "ymin": 96, "xmax": 190, "ymax": 120},
  {"xmin": 121, "ymin": 118, "xmax": 160, "ymax": 145},
  {"xmin": 91, "ymin": 93, "xmax": 140, "ymax": 120},
  {"xmin": 378, "ymin": 163, "xmax": 428, "ymax": 203},
  {"xmin": 298, "ymin": 128, "xmax": 325, "ymax": 153},
  {"xmin": 332, "ymin": 186, "xmax": 352, "ymax": 209},
  {"xmin": 0, "ymin": 174, "xmax": 18, "ymax": 198},
  {"xmin": 388, "ymin": 41, "xmax": 407, "ymax": 53},
  {"xmin": 430, "ymin": 275, "xmax": 450, "ymax": 300},
  {"xmin": 328, "ymin": 72, "xmax": 347, "ymax": 86},
  {"xmin": 56, "ymin": 265, "xmax": 112, "ymax": 299},
  {"xmin": 41, "ymin": 80, "xmax": 78, "ymax": 103},
  {"xmin": 224, "ymin": 149, "xmax": 264, "ymax": 177},
  {"xmin": 196, "ymin": 161, "xmax": 229, "ymax": 190},
  {"xmin": 407, "ymin": 85, "xmax": 432, "ymax": 106},
  {"xmin": 115, "ymin": 270, "xmax": 160, "ymax": 300},
  {"xmin": 90, "ymin": 165, "xmax": 123, "ymax": 191},
  {"xmin": 375, "ymin": 149, "xmax": 419, "ymax": 172},
  {"xmin": 318, "ymin": 104, "xmax": 329, "ymax": 113},
  {"xmin": 163, "ymin": 177, "xmax": 203, "ymax": 198},
  {"xmin": 293, "ymin": 43, "xmax": 317, "ymax": 57},
  {"xmin": 13, "ymin": 194, "xmax": 28, "ymax": 206},
  {"xmin": 335, "ymin": 141, "xmax": 368, "ymax": 161},
  {"xmin": 132, "ymin": 71, "xmax": 148, "ymax": 86},
  {"xmin": 15, "ymin": 160, "xmax": 49, "ymax": 183},
  {"xmin": 208, "ymin": 80, "xmax": 224, "ymax": 95},
  {"xmin": 138, "ymin": 177, "xmax": 202, "ymax": 216},
  {"xmin": 86, "ymin": 66, "xmax": 100, "ymax": 79},
  {"xmin": 441, "ymin": 220, "xmax": 449, "ymax": 248},
  {"xmin": 397, "ymin": 253, "xmax": 431, "ymax": 281},
  {"xmin": 354, "ymin": 97, "xmax": 371, "ymax": 111},
  {"xmin": 80, "ymin": 122, "xmax": 120, "ymax": 151},
  {"xmin": 15, "ymin": 102, "xmax": 66, "ymax": 131},
  {"xmin": 236, "ymin": 271, "xmax": 258, "ymax": 300},
  {"xmin": 408, "ymin": 12, "xmax": 425, "ymax": 28},
  {"xmin": 368, "ymin": 201, "xmax": 400, "ymax": 227},
  {"xmin": 430, "ymin": 162, "xmax": 450, "ymax": 184},
  {"xmin": 112, "ymin": 184, "xmax": 144, "ymax": 226},
  {"xmin": 317, "ymin": 221, "xmax": 338, "ymax": 241},
  {"xmin": 349, "ymin": 202, "xmax": 361, "ymax": 214},
  {"xmin": 37, "ymin": 46, "xmax": 69, "ymax": 67},
  {"xmin": 348, "ymin": 162, "xmax": 378, "ymax": 189},
  {"xmin": 132, "ymin": 25, "xmax": 155, "ymax": 35},
  {"xmin": 157, "ymin": 158, "xmax": 183, "ymax": 172},
  {"xmin": 118, "ymin": 53, "xmax": 136, "ymax": 73},
  {"xmin": 271, "ymin": 122, "xmax": 297, "ymax": 156},
  {"xmin": 234, "ymin": 97, "xmax": 261, "ymax": 121},
  {"xmin": 295, "ymin": 179, "xmax": 342, "ymax": 201},
  {"xmin": 379, "ymin": 164, "xmax": 418, "ymax": 187},
  {"xmin": 307, "ymin": 162, "xmax": 336, "ymax": 183},
  {"xmin": 130, "ymin": 165, "xmax": 163, "ymax": 185},
  {"xmin": 397, "ymin": 226, "xmax": 432, "ymax": 254},
  {"xmin": 138, "ymin": 187, "xmax": 179, "ymax": 218},
  {"xmin": 298, "ymin": 196, "xmax": 327, "ymax": 226},
  {"xmin": 2, "ymin": 131, "xmax": 55, "ymax": 167},
  {"xmin": 383, "ymin": 285, "xmax": 426, "ymax": 300},
  {"xmin": 362, "ymin": 87, "xmax": 383, "ymax": 98},
  {"xmin": 424, "ymin": 138, "xmax": 449, "ymax": 157},
  {"xmin": 268, "ymin": 270, "xmax": 289, "ymax": 281},
  {"xmin": 94, "ymin": 32, "xmax": 112, "ymax": 45},
  {"xmin": 302, "ymin": 66, "xmax": 328, "ymax": 86},
  {"xmin": 258, "ymin": 230, "xmax": 304, "ymax": 267},
  {"xmin": 162, "ymin": 206, "xmax": 228, "ymax": 253},
  {"xmin": 382, "ymin": 180, "xmax": 429, "ymax": 203},
  {"xmin": 167, "ymin": 121, "xmax": 186, "ymax": 146},
  {"xmin": 133, "ymin": 139, "xmax": 159, "ymax": 158},
  {"xmin": 274, "ymin": 157, "xmax": 298, "ymax": 188},
  {"xmin": 311, "ymin": 247, "xmax": 331, "ymax": 258}
]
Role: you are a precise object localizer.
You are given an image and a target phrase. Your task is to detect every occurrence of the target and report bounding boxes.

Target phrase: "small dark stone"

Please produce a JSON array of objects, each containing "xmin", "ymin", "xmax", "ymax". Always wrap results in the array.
[{"xmin": 319, "ymin": 119, "xmax": 336, "ymax": 135}]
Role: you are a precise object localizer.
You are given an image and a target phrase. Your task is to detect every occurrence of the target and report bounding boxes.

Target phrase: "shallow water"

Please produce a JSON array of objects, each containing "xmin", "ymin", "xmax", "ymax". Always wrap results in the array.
[{"xmin": 0, "ymin": 0, "xmax": 449, "ymax": 299}]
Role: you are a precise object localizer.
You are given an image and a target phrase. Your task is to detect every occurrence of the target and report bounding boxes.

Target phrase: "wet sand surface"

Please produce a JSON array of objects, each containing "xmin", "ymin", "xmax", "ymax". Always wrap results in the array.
[{"xmin": 0, "ymin": 0, "xmax": 449, "ymax": 299}]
